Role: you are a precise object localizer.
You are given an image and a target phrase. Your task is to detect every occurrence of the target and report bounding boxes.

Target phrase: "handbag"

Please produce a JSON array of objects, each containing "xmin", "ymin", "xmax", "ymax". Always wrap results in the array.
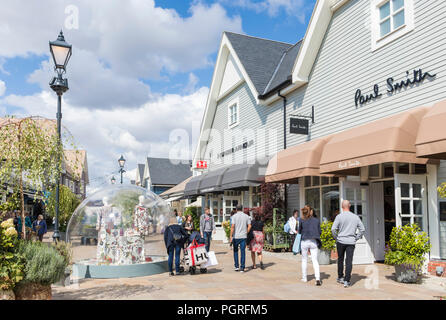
[
  {"xmin": 284, "ymin": 221, "xmax": 290, "ymax": 233},
  {"xmin": 292, "ymin": 233, "xmax": 302, "ymax": 255},
  {"xmin": 169, "ymin": 227, "xmax": 184, "ymax": 243},
  {"xmin": 202, "ymin": 251, "xmax": 218, "ymax": 268}
]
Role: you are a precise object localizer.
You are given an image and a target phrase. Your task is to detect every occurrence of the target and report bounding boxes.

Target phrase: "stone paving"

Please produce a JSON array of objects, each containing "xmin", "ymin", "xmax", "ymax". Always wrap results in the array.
[{"xmin": 50, "ymin": 233, "xmax": 446, "ymax": 300}]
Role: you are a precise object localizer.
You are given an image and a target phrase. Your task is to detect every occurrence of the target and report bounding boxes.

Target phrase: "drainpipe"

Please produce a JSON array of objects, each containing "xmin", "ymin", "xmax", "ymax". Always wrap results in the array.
[{"xmin": 278, "ymin": 90, "xmax": 288, "ymax": 216}]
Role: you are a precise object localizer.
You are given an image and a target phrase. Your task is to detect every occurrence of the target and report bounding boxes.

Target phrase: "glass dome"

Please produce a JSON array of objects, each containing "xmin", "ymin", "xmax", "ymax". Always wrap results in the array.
[{"xmin": 66, "ymin": 185, "xmax": 171, "ymax": 265}]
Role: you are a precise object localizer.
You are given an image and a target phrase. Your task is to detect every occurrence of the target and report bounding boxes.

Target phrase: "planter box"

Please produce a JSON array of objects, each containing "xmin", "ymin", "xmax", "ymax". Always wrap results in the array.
[
  {"xmin": 318, "ymin": 249, "xmax": 331, "ymax": 265},
  {"xmin": 14, "ymin": 283, "xmax": 52, "ymax": 300},
  {"xmin": 394, "ymin": 264, "xmax": 421, "ymax": 283},
  {"xmin": 0, "ymin": 289, "xmax": 15, "ymax": 300}
]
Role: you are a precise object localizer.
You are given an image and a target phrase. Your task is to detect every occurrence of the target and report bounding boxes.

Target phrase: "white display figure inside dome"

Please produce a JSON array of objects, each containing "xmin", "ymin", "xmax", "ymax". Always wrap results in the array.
[
  {"xmin": 96, "ymin": 196, "xmax": 117, "ymax": 264},
  {"xmin": 133, "ymin": 195, "xmax": 150, "ymax": 236}
]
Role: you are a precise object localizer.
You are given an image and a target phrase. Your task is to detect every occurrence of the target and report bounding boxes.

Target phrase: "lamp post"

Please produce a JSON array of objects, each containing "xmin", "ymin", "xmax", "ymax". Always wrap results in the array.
[
  {"xmin": 49, "ymin": 30, "xmax": 72, "ymax": 242},
  {"xmin": 111, "ymin": 176, "xmax": 116, "ymax": 185},
  {"xmin": 118, "ymin": 155, "xmax": 126, "ymax": 184}
]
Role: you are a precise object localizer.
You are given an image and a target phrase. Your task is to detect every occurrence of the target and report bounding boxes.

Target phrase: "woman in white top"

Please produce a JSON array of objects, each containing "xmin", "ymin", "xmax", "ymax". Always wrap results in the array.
[{"xmin": 288, "ymin": 209, "xmax": 299, "ymax": 244}]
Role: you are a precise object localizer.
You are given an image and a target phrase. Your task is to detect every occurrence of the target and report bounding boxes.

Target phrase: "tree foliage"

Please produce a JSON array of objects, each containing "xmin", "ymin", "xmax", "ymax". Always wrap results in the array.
[
  {"xmin": 0, "ymin": 116, "xmax": 80, "ymax": 236},
  {"xmin": 46, "ymin": 185, "xmax": 81, "ymax": 232},
  {"xmin": 260, "ymin": 183, "xmax": 285, "ymax": 223},
  {"xmin": 438, "ymin": 182, "xmax": 446, "ymax": 198}
]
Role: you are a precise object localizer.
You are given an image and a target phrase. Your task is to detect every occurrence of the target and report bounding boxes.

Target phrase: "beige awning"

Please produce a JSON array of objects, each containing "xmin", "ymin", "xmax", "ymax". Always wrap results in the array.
[
  {"xmin": 416, "ymin": 99, "xmax": 446, "ymax": 159},
  {"xmin": 160, "ymin": 176, "xmax": 193, "ymax": 199},
  {"xmin": 265, "ymin": 137, "xmax": 332, "ymax": 183},
  {"xmin": 319, "ymin": 106, "xmax": 433, "ymax": 174}
]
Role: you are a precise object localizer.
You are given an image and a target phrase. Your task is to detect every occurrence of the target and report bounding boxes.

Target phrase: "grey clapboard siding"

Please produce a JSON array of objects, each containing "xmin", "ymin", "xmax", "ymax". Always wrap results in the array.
[{"xmin": 287, "ymin": 184, "xmax": 300, "ymax": 218}]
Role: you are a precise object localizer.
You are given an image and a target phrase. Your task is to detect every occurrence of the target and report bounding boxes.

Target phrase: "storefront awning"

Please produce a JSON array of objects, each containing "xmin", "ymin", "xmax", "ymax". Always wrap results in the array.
[
  {"xmin": 265, "ymin": 137, "xmax": 331, "ymax": 183},
  {"xmin": 319, "ymin": 106, "xmax": 432, "ymax": 174},
  {"xmin": 198, "ymin": 167, "xmax": 229, "ymax": 193},
  {"xmin": 160, "ymin": 176, "xmax": 193, "ymax": 199},
  {"xmin": 220, "ymin": 162, "xmax": 267, "ymax": 190},
  {"xmin": 183, "ymin": 175, "xmax": 203, "ymax": 197},
  {"xmin": 416, "ymin": 99, "xmax": 446, "ymax": 159}
]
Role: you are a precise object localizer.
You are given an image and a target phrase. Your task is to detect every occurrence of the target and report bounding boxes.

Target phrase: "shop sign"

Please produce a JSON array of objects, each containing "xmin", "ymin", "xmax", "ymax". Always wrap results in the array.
[
  {"xmin": 290, "ymin": 118, "xmax": 309, "ymax": 135},
  {"xmin": 195, "ymin": 160, "xmax": 207, "ymax": 169},
  {"xmin": 355, "ymin": 68, "xmax": 436, "ymax": 107},
  {"xmin": 217, "ymin": 140, "xmax": 254, "ymax": 158},
  {"xmin": 338, "ymin": 160, "xmax": 361, "ymax": 169}
]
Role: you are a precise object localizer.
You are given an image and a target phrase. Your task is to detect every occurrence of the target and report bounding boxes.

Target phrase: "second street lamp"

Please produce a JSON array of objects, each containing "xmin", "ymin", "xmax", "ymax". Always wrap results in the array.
[
  {"xmin": 118, "ymin": 155, "xmax": 126, "ymax": 184},
  {"xmin": 49, "ymin": 30, "xmax": 72, "ymax": 242},
  {"xmin": 111, "ymin": 176, "xmax": 116, "ymax": 185}
]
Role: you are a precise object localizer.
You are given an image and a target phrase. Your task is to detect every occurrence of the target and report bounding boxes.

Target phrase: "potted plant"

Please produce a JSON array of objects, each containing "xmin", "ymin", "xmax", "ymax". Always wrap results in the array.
[
  {"xmin": 318, "ymin": 221, "xmax": 336, "ymax": 265},
  {"xmin": 384, "ymin": 224, "xmax": 430, "ymax": 283},
  {"xmin": 14, "ymin": 240, "xmax": 68, "ymax": 299},
  {"xmin": 52, "ymin": 241, "xmax": 73, "ymax": 287},
  {"xmin": 0, "ymin": 219, "xmax": 23, "ymax": 300},
  {"xmin": 222, "ymin": 220, "xmax": 231, "ymax": 243}
]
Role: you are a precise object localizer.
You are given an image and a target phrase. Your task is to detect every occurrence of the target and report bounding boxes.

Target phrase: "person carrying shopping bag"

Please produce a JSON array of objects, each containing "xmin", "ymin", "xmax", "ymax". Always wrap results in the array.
[
  {"xmin": 298, "ymin": 206, "xmax": 322, "ymax": 286},
  {"xmin": 287, "ymin": 210, "xmax": 299, "ymax": 247}
]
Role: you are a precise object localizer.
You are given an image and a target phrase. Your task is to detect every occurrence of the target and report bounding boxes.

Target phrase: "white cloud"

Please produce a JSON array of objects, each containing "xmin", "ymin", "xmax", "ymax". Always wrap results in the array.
[
  {"xmin": 0, "ymin": 80, "xmax": 5, "ymax": 96},
  {"xmin": 0, "ymin": 87, "xmax": 208, "ymax": 190}
]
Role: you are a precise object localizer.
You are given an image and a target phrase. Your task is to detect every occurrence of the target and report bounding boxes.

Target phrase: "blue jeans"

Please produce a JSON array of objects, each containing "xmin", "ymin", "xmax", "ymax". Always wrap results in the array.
[
  {"xmin": 167, "ymin": 244, "xmax": 182, "ymax": 273},
  {"xmin": 233, "ymin": 238, "xmax": 246, "ymax": 270},
  {"xmin": 203, "ymin": 231, "xmax": 212, "ymax": 252}
]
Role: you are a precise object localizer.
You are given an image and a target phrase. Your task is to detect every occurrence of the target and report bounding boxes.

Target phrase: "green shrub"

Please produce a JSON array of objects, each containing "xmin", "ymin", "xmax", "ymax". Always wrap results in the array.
[
  {"xmin": 320, "ymin": 221, "xmax": 336, "ymax": 251},
  {"xmin": 184, "ymin": 206, "xmax": 200, "ymax": 232},
  {"xmin": 16, "ymin": 241, "xmax": 68, "ymax": 285},
  {"xmin": 222, "ymin": 220, "xmax": 231, "ymax": 239},
  {"xmin": 384, "ymin": 224, "xmax": 431, "ymax": 270},
  {"xmin": 51, "ymin": 241, "xmax": 73, "ymax": 268},
  {"xmin": 0, "ymin": 218, "xmax": 24, "ymax": 290}
]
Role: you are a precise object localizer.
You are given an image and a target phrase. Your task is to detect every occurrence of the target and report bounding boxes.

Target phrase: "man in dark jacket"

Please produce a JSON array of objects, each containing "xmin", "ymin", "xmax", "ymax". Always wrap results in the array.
[{"xmin": 164, "ymin": 217, "xmax": 188, "ymax": 276}]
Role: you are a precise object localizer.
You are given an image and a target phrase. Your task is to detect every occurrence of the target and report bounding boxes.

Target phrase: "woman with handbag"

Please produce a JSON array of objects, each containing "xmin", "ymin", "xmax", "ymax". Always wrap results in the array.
[
  {"xmin": 248, "ymin": 211, "xmax": 265, "ymax": 270},
  {"xmin": 298, "ymin": 206, "xmax": 322, "ymax": 286},
  {"xmin": 164, "ymin": 216, "xmax": 188, "ymax": 276}
]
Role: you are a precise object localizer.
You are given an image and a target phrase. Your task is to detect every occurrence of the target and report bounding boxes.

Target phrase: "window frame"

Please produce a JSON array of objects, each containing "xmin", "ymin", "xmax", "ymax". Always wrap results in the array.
[
  {"xmin": 227, "ymin": 97, "xmax": 239, "ymax": 129},
  {"xmin": 371, "ymin": 0, "xmax": 414, "ymax": 51}
]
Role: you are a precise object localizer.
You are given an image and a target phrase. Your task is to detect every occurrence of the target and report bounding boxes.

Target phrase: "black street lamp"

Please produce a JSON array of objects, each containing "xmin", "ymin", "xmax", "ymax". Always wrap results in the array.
[
  {"xmin": 49, "ymin": 30, "xmax": 72, "ymax": 242},
  {"xmin": 118, "ymin": 155, "xmax": 126, "ymax": 184},
  {"xmin": 110, "ymin": 176, "xmax": 116, "ymax": 185}
]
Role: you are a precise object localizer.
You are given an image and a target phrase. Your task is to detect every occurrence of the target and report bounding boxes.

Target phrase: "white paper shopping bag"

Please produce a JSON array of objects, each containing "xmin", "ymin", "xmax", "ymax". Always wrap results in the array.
[{"xmin": 202, "ymin": 251, "xmax": 218, "ymax": 268}]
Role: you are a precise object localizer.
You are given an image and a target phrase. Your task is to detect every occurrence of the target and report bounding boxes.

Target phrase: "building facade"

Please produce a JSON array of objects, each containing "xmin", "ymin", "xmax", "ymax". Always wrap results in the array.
[{"xmin": 189, "ymin": 0, "xmax": 446, "ymax": 262}]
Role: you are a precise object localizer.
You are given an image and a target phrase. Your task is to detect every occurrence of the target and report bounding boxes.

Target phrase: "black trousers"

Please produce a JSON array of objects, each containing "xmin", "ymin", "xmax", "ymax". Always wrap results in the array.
[{"xmin": 336, "ymin": 242, "xmax": 355, "ymax": 282}]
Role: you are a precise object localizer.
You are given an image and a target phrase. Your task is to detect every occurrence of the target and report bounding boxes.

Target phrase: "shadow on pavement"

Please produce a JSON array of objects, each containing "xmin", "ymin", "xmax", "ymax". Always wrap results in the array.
[
  {"xmin": 307, "ymin": 272, "xmax": 331, "ymax": 282},
  {"xmin": 54, "ymin": 284, "xmax": 160, "ymax": 300}
]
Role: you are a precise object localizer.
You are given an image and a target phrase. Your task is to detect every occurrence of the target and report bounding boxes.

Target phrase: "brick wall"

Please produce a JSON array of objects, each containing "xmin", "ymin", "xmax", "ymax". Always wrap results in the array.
[{"xmin": 428, "ymin": 260, "xmax": 446, "ymax": 277}]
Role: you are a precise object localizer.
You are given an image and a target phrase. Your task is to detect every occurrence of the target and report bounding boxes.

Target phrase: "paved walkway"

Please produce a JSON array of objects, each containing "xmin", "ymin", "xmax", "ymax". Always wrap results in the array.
[{"xmin": 52, "ymin": 236, "xmax": 446, "ymax": 300}]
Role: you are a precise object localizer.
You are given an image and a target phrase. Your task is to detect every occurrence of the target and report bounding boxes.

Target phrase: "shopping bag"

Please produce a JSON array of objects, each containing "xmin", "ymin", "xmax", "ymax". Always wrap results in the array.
[
  {"xmin": 186, "ymin": 240, "xmax": 208, "ymax": 266},
  {"xmin": 292, "ymin": 233, "xmax": 302, "ymax": 255},
  {"xmin": 202, "ymin": 251, "xmax": 218, "ymax": 268}
]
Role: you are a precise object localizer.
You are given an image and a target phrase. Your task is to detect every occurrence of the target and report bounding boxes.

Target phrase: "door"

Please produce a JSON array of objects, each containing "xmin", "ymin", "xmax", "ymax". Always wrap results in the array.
[
  {"xmin": 341, "ymin": 181, "xmax": 374, "ymax": 264},
  {"xmin": 211, "ymin": 196, "xmax": 223, "ymax": 227},
  {"xmin": 223, "ymin": 196, "xmax": 239, "ymax": 222},
  {"xmin": 394, "ymin": 174, "xmax": 427, "ymax": 231},
  {"xmin": 371, "ymin": 182, "xmax": 385, "ymax": 261}
]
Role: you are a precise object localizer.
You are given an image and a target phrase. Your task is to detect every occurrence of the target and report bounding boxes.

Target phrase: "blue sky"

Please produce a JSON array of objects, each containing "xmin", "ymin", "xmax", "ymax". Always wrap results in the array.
[{"xmin": 0, "ymin": 0, "xmax": 316, "ymax": 191}]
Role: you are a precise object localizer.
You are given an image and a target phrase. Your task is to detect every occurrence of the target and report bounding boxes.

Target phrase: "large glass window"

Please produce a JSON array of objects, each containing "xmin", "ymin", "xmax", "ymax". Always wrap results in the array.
[
  {"xmin": 305, "ymin": 188, "xmax": 320, "ymax": 218},
  {"xmin": 322, "ymin": 186, "xmax": 340, "ymax": 222}
]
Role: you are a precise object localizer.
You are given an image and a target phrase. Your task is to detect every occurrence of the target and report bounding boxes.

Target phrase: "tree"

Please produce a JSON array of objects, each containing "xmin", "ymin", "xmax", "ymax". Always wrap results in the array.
[
  {"xmin": 0, "ymin": 116, "xmax": 79, "ymax": 237},
  {"xmin": 46, "ymin": 185, "xmax": 81, "ymax": 232}
]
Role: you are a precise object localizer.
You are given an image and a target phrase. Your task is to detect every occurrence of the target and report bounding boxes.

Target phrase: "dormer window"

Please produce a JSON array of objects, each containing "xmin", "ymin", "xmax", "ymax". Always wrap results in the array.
[
  {"xmin": 371, "ymin": 0, "xmax": 414, "ymax": 51},
  {"xmin": 228, "ymin": 97, "xmax": 239, "ymax": 128}
]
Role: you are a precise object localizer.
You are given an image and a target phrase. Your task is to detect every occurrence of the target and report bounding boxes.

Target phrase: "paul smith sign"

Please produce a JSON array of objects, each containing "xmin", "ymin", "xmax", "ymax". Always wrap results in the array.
[
  {"xmin": 338, "ymin": 160, "xmax": 361, "ymax": 169},
  {"xmin": 355, "ymin": 68, "xmax": 436, "ymax": 107}
]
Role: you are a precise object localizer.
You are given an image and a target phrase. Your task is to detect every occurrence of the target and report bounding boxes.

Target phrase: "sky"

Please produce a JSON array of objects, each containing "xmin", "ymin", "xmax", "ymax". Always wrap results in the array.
[{"xmin": 0, "ymin": 0, "xmax": 316, "ymax": 193}]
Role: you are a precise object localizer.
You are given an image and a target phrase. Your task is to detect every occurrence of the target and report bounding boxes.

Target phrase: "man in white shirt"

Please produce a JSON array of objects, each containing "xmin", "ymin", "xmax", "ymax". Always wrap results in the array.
[{"xmin": 230, "ymin": 205, "xmax": 251, "ymax": 272}]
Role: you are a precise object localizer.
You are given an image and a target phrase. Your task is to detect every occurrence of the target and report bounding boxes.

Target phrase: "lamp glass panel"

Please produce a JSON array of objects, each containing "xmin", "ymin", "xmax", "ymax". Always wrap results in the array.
[{"xmin": 51, "ymin": 45, "xmax": 70, "ymax": 67}]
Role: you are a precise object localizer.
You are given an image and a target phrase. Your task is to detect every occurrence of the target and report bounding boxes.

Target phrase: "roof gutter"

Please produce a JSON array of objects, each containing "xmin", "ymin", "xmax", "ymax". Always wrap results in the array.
[{"xmin": 257, "ymin": 76, "xmax": 292, "ymax": 100}]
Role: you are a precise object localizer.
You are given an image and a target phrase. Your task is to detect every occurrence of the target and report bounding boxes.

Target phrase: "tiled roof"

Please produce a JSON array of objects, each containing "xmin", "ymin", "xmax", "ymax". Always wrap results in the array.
[{"xmin": 146, "ymin": 157, "xmax": 192, "ymax": 186}]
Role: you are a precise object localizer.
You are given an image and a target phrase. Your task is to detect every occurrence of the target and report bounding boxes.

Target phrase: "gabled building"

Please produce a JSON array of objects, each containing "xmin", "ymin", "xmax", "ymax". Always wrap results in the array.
[
  {"xmin": 188, "ymin": 0, "xmax": 446, "ymax": 265},
  {"xmin": 142, "ymin": 157, "xmax": 192, "ymax": 195},
  {"xmin": 135, "ymin": 163, "xmax": 145, "ymax": 187}
]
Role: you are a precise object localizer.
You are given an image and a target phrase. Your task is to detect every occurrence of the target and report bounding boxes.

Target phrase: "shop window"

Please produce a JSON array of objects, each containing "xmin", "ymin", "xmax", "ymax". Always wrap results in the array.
[
  {"xmin": 413, "ymin": 164, "xmax": 427, "ymax": 174},
  {"xmin": 331, "ymin": 177, "xmax": 339, "ymax": 184},
  {"xmin": 304, "ymin": 176, "xmax": 311, "ymax": 187},
  {"xmin": 383, "ymin": 163, "xmax": 394, "ymax": 177},
  {"xmin": 312, "ymin": 176, "xmax": 320, "ymax": 186},
  {"xmin": 321, "ymin": 176, "xmax": 329, "ymax": 185},
  {"xmin": 369, "ymin": 164, "xmax": 380, "ymax": 178},
  {"xmin": 371, "ymin": 0, "xmax": 414, "ymax": 51},
  {"xmin": 397, "ymin": 163, "xmax": 409, "ymax": 174},
  {"xmin": 439, "ymin": 202, "xmax": 446, "ymax": 221},
  {"xmin": 322, "ymin": 186, "xmax": 340, "ymax": 222},
  {"xmin": 305, "ymin": 188, "xmax": 321, "ymax": 218}
]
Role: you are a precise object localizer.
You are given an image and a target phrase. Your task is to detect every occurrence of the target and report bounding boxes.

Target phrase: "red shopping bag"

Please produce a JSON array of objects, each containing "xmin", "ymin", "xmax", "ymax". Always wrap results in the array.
[{"xmin": 185, "ymin": 240, "xmax": 208, "ymax": 266}]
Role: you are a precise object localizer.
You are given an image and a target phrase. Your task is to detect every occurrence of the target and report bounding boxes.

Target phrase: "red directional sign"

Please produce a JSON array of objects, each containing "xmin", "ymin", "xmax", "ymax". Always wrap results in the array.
[{"xmin": 196, "ymin": 160, "xmax": 207, "ymax": 169}]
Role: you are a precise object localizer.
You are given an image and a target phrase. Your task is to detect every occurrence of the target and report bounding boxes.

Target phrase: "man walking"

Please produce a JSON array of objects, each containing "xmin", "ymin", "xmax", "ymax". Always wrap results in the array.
[
  {"xmin": 230, "ymin": 205, "xmax": 251, "ymax": 272},
  {"xmin": 331, "ymin": 200, "xmax": 365, "ymax": 288},
  {"xmin": 200, "ymin": 207, "xmax": 215, "ymax": 252}
]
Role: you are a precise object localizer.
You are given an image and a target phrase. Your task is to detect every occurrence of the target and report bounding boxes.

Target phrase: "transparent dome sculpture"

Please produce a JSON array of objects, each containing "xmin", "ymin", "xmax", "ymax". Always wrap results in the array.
[{"xmin": 66, "ymin": 185, "xmax": 171, "ymax": 266}]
